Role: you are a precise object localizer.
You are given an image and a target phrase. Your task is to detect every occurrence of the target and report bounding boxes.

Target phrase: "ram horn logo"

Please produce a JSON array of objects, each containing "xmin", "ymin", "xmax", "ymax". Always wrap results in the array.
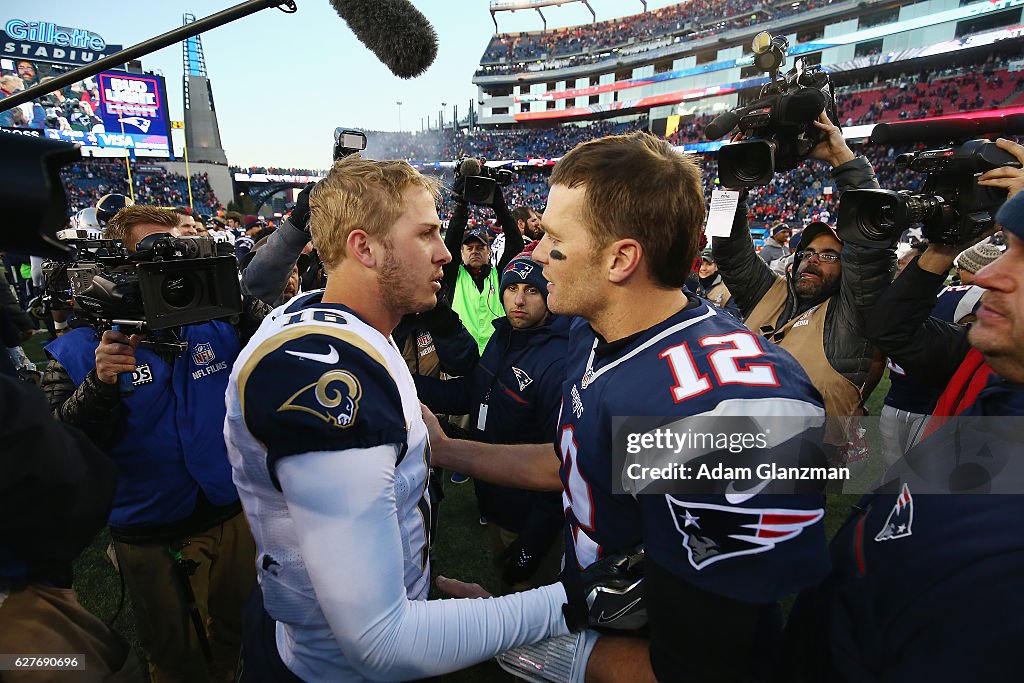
[
  {"xmin": 278, "ymin": 369, "xmax": 362, "ymax": 428},
  {"xmin": 117, "ymin": 116, "xmax": 151, "ymax": 133}
]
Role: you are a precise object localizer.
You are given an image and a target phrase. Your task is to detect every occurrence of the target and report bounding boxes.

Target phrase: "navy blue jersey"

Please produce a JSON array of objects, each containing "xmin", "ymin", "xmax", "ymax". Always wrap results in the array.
[
  {"xmin": 557, "ymin": 298, "xmax": 830, "ymax": 604},
  {"xmin": 931, "ymin": 284, "xmax": 983, "ymax": 325}
]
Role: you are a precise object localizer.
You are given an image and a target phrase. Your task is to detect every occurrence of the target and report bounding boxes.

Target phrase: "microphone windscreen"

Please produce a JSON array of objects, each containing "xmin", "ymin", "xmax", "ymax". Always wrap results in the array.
[
  {"xmin": 459, "ymin": 157, "xmax": 482, "ymax": 177},
  {"xmin": 705, "ymin": 111, "xmax": 740, "ymax": 140},
  {"xmin": 328, "ymin": 0, "xmax": 438, "ymax": 79},
  {"xmin": 777, "ymin": 87, "xmax": 826, "ymax": 126}
]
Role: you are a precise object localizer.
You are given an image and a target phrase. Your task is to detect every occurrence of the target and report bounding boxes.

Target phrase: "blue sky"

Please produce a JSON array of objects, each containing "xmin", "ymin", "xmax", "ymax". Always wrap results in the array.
[{"xmin": 18, "ymin": 0, "xmax": 680, "ymax": 168}]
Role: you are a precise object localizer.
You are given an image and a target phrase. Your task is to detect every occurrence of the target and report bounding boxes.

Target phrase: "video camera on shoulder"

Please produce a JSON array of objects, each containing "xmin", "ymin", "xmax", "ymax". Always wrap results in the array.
[
  {"xmin": 705, "ymin": 31, "xmax": 838, "ymax": 188},
  {"xmin": 454, "ymin": 156, "xmax": 513, "ymax": 205},
  {"xmin": 838, "ymin": 118, "xmax": 1023, "ymax": 246},
  {"xmin": 47, "ymin": 233, "xmax": 242, "ymax": 332}
]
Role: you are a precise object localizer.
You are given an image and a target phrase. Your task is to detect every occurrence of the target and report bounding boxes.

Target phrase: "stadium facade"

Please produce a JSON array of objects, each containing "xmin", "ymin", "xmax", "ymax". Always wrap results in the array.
[{"xmin": 474, "ymin": 0, "xmax": 1024, "ymax": 141}]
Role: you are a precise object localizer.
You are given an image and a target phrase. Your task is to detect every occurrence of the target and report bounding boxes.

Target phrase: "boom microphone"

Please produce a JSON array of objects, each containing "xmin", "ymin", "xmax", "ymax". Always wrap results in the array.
[{"xmin": 328, "ymin": 0, "xmax": 438, "ymax": 79}]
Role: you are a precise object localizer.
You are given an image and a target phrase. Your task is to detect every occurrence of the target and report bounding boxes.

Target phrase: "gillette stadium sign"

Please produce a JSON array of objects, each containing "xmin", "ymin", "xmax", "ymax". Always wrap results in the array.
[{"xmin": 2, "ymin": 19, "xmax": 122, "ymax": 66}]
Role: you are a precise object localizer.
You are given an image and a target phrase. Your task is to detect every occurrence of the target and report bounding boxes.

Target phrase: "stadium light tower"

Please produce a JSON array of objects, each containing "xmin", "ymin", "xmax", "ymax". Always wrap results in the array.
[
  {"xmin": 396, "ymin": 101, "xmax": 403, "ymax": 132},
  {"xmin": 181, "ymin": 13, "xmax": 228, "ymax": 164}
]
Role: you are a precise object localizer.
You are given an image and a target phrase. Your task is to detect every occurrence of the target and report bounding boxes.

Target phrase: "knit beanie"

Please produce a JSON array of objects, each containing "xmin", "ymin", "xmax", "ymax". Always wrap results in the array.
[
  {"xmin": 955, "ymin": 238, "xmax": 1005, "ymax": 275},
  {"xmin": 500, "ymin": 253, "xmax": 549, "ymax": 299},
  {"xmin": 996, "ymin": 190, "xmax": 1024, "ymax": 241}
]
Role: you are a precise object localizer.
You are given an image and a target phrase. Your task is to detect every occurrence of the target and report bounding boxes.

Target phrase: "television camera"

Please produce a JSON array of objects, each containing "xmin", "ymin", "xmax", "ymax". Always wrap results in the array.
[{"xmin": 705, "ymin": 31, "xmax": 839, "ymax": 188}]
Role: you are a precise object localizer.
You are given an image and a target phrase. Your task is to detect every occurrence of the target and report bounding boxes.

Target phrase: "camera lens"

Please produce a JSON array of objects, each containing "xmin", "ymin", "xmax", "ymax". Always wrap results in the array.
[
  {"xmin": 903, "ymin": 194, "xmax": 945, "ymax": 226},
  {"xmin": 161, "ymin": 273, "xmax": 199, "ymax": 308},
  {"xmin": 719, "ymin": 139, "xmax": 776, "ymax": 188}
]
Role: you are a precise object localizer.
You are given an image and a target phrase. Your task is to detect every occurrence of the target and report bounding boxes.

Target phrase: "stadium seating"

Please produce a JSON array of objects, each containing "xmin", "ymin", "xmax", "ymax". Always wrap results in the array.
[
  {"xmin": 61, "ymin": 160, "xmax": 221, "ymax": 215},
  {"xmin": 477, "ymin": 0, "xmax": 838, "ymax": 73},
  {"xmin": 837, "ymin": 65, "xmax": 1024, "ymax": 126}
]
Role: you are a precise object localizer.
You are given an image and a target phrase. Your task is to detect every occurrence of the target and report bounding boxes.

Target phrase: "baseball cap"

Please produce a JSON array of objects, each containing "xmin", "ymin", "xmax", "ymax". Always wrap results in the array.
[
  {"xmin": 462, "ymin": 228, "xmax": 492, "ymax": 246},
  {"xmin": 798, "ymin": 221, "xmax": 841, "ymax": 251}
]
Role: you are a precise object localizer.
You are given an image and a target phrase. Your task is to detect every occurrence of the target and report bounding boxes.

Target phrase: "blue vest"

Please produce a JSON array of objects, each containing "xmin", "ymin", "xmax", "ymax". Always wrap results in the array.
[{"xmin": 46, "ymin": 323, "xmax": 241, "ymax": 528}]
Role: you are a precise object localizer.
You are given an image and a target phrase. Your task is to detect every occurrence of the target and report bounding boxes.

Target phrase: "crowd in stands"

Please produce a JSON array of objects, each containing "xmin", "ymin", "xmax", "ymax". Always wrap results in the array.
[
  {"xmin": 477, "ymin": 0, "xmax": 838, "ymax": 73},
  {"xmin": 836, "ymin": 61, "xmax": 1024, "ymax": 126},
  {"xmin": 363, "ymin": 121, "xmax": 645, "ymax": 164},
  {"xmin": 447, "ymin": 140, "xmax": 931, "ymax": 231},
  {"xmin": 231, "ymin": 166, "xmax": 330, "ymax": 177},
  {"xmin": 60, "ymin": 159, "xmax": 221, "ymax": 215}
]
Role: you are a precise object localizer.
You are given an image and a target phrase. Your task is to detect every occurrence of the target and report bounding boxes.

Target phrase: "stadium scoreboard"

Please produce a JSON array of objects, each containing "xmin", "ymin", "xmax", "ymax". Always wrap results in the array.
[{"xmin": 1, "ymin": 17, "xmax": 172, "ymax": 157}]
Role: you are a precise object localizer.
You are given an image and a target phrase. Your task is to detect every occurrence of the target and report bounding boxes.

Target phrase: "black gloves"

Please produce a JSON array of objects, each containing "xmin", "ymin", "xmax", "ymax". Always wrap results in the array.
[
  {"xmin": 289, "ymin": 182, "xmax": 316, "ymax": 234},
  {"xmin": 561, "ymin": 547, "xmax": 647, "ymax": 632},
  {"xmin": 412, "ymin": 298, "xmax": 462, "ymax": 337},
  {"xmin": 501, "ymin": 536, "xmax": 547, "ymax": 586}
]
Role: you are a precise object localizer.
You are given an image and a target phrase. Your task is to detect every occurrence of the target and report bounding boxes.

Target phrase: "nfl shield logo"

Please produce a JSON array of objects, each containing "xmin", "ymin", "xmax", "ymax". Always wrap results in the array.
[{"xmin": 192, "ymin": 342, "xmax": 216, "ymax": 366}]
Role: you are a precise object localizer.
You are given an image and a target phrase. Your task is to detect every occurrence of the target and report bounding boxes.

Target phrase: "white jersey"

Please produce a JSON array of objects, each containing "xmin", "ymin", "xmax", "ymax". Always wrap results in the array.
[
  {"xmin": 225, "ymin": 292, "xmax": 430, "ymax": 679},
  {"xmin": 225, "ymin": 291, "xmax": 568, "ymax": 681}
]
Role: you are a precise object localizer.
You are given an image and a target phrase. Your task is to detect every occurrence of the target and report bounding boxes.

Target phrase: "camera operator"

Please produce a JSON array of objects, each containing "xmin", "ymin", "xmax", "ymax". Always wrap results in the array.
[
  {"xmin": 712, "ymin": 113, "xmax": 893, "ymax": 449},
  {"xmin": 41, "ymin": 205, "xmax": 267, "ymax": 683},
  {"xmin": 441, "ymin": 167, "xmax": 525, "ymax": 356},
  {"xmin": 780, "ymin": 139, "xmax": 1024, "ymax": 683}
]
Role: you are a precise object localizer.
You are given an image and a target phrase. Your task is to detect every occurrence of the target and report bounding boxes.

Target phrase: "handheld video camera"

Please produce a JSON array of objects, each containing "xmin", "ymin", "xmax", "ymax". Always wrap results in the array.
[
  {"xmin": 705, "ymin": 32, "xmax": 839, "ymax": 188},
  {"xmin": 454, "ymin": 156, "xmax": 513, "ymax": 205},
  {"xmin": 44, "ymin": 233, "xmax": 243, "ymax": 332},
  {"xmin": 333, "ymin": 128, "xmax": 367, "ymax": 161},
  {"xmin": 838, "ymin": 118, "xmax": 1023, "ymax": 246}
]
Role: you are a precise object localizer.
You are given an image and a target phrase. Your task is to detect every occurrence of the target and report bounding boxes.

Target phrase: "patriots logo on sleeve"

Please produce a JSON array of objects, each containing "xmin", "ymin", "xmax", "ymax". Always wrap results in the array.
[
  {"xmin": 278, "ymin": 369, "xmax": 363, "ymax": 428},
  {"xmin": 666, "ymin": 497, "xmax": 823, "ymax": 570},
  {"xmin": 874, "ymin": 483, "xmax": 913, "ymax": 542}
]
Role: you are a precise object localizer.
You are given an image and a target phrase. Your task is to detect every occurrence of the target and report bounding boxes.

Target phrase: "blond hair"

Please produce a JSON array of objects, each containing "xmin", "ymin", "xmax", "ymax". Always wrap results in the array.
[
  {"xmin": 103, "ymin": 205, "xmax": 178, "ymax": 246},
  {"xmin": 309, "ymin": 155, "xmax": 439, "ymax": 270},
  {"xmin": 0, "ymin": 75, "xmax": 24, "ymax": 93},
  {"xmin": 550, "ymin": 132, "xmax": 705, "ymax": 289}
]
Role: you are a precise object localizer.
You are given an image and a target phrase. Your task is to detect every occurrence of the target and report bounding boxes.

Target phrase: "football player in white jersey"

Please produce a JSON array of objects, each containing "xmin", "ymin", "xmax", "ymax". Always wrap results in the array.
[{"xmin": 224, "ymin": 156, "xmax": 575, "ymax": 681}]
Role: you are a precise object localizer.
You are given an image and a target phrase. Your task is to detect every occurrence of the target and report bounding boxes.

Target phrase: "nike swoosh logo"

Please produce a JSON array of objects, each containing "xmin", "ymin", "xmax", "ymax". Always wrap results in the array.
[
  {"xmin": 285, "ymin": 345, "xmax": 340, "ymax": 364},
  {"xmin": 597, "ymin": 596, "xmax": 643, "ymax": 624},
  {"xmin": 725, "ymin": 477, "xmax": 771, "ymax": 505}
]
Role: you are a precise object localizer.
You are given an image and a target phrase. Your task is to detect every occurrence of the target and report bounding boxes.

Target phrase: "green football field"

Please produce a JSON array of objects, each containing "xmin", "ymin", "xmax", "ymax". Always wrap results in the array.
[{"xmin": 23, "ymin": 335, "xmax": 887, "ymax": 681}]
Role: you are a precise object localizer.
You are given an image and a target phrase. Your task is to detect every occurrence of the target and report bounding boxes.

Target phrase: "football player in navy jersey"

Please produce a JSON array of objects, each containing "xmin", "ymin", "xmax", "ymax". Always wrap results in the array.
[{"xmin": 428, "ymin": 133, "xmax": 832, "ymax": 682}]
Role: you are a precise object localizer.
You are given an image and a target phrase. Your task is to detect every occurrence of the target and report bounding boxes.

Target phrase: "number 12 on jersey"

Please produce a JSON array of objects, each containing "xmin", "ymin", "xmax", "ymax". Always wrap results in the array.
[{"xmin": 659, "ymin": 331, "xmax": 778, "ymax": 402}]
